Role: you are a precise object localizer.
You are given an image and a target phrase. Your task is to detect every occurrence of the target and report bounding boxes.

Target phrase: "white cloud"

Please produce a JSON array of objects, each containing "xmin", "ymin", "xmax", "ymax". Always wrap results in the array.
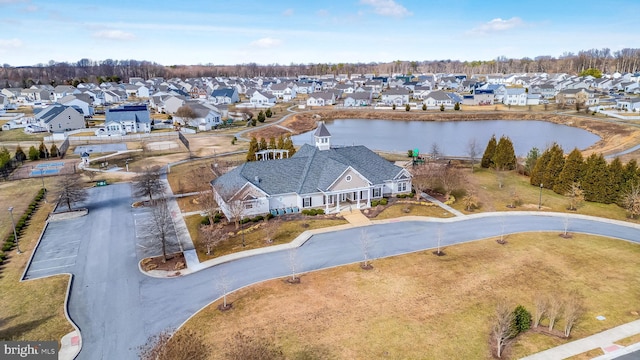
[
  {"xmin": 317, "ymin": 9, "xmax": 329, "ymax": 16},
  {"xmin": 471, "ymin": 17, "xmax": 524, "ymax": 34},
  {"xmin": 359, "ymin": 0, "xmax": 412, "ymax": 18},
  {"xmin": 0, "ymin": 38, "xmax": 23, "ymax": 48},
  {"xmin": 249, "ymin": 37, "xmax": 282, "ymax": 49},
  {"xmin": 282, "ymin": 8, "xmax": 294, "ymax": 16},
  {"xmin": 92, "ymin": 30, "xmax": 135, "ymax": 41}
]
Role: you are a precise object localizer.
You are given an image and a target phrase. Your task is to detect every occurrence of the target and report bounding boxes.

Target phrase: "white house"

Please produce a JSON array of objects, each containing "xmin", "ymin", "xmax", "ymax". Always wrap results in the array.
[
  {"xmin": 173, "ymin": 102, "xmax": 223, "ymax": 131},
  {"xmin": 343, "ymin": 92, "xmax": 372, "ymax": 107},
  {"xmin": 307, "ymin": 92, "xmax": 336, "ymax": 107},
  {"xmin": 104, "ymin": 104, "xmax": 151, "ymax": 134},
  {"xmin": 423, "ymin": 90, "xmax": 453, "ymax": 109},
  {"xmin": 210, "ymin": 123, "xmax": 412, "ymax": 219},
  {"xmin": 250, "ymin": 91, "xmax": 276, "ymax": 105},
  {"xmin": 381, "ymin": 88, "xmax": 411, "ymax": 105},
  {"xmin": 502, "ymin": 88, "xmax": 527, "ymax": 106}
]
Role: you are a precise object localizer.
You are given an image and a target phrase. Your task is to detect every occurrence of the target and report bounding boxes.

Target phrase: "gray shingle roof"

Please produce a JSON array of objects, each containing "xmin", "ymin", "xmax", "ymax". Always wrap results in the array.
[
  {"xmin": 106, "ymin": 105, "xmax": 151, "ymax": 124},
  {"xmin": 211, "ymin": 144, "xmax": 404, "ymax": 200},
  {"xmin": 314, "ymin": 122, "xmax": 331, "ymax": 137}
]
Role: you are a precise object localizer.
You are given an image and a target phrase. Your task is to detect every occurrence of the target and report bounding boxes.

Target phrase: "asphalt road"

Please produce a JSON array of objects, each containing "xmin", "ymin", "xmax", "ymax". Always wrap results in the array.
[{"xmin": 28, "ymin": 184, "xmax": 640, "ymax": 359}]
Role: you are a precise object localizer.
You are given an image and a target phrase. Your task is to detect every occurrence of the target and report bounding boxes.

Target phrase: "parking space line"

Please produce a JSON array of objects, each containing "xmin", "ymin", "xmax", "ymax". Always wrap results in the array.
[
  {"xmin": 31, "ymin": 255, "xmax": 78, "ymax": 264},
  {"xmin": 28, "ymin": 263, "xmax": 76, "ymax": 273}
]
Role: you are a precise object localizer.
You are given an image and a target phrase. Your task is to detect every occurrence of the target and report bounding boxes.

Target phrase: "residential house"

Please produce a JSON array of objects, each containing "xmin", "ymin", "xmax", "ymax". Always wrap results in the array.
[
  {"xmin": 462, "ymin": 89, "xmax": 494, "ymax": 106},
  {"xmin": 529, "ymin": 84, "xmax": 557, "ymax": 99},
  {"xmin": 335, "ymin": 83, "xmax": 356, "ymax": 95},
  {"xmin": 250, "ymin": 91, "xmax": 276, "ymax": 106},
  {"xmin": 102, "ymin": 90, "xmax": 122, "ymax": 104},
  {"xmin": 502, "ymin": 88, "xmax": 527, "ymax": 106},
  {"xmin": 381, "ymin": 88, "xmax": 410, "ymax": 105},
  {"xmin": 174, "ymin": 102, "xmax": 222, "ymax": 131},
  {"xmin": 53, "ymin": 85, "xmax": 78, "ymax": 101},
  {"xmin": 59, "ymin": 94, "xmax": 94, "ymax": 117},
  {"xmin": 616, "ymin": 98, "xmax": 640, "ymax": 112},
  {"xmin": 343, "ymin": 92, "xmax": 372, "ymax": 107},
  {"xmin": 481, "ymin": 84, "xmax": 507, "ymax": 103},
  {"xmin": 210, "ymin": 123, "xmax": 412, "ymax": 219},
  {"xmin": 136, "ymin": 85, "xmax": 151, "ymax": 98},
  {"xmin": 423, "ymin": 90, "xmax": 453, "ymax": 109},
  {"xmin": 211, "ymin": 87, "xmax": 240, "ymax": 105},
  {"xmin": 161, "ymin": 95, "xmax": 187, "ymax": 114},
  {"xmin": 412, "ymin": 86, "xmax": 431, "ymax": 100},
  {"xmin": 104, "ymin": 104, "xmax": 151, "ymax": 134},
  {"xmin": 307, "ymin": 92, "xmax": 337, "ymax": 107},
  {"xmin": 556, "ymin": 89, "xmax": 599, "ymax": 106},
  {"xmin": 269, "ymin": 82, "xmax": 297, "ymax": 101},
  {"xmin": 34, "ymin": 104, "xmax": 84, "ymax": 133}
]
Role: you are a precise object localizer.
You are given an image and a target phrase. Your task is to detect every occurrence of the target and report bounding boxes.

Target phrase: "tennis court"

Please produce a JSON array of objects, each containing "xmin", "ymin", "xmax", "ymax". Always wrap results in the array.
[
  {"xmin": 34, "ymin": 162, "xmax": 65, "ymax": 168},
  {"xmin": 30, "ymin": 168, "xmax": 62, "ymax": 176}
]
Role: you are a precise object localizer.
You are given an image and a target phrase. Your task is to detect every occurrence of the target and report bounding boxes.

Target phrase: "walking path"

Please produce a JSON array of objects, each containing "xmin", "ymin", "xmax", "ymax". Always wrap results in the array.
[
  {"xmin": 340, "ymin": 208, "xmax": 372, "ymax": 226},
  {"xmin": 420, "ymin": 192, "xmax": 465, "ymax": 217},
  {"xmin": 522, "ymin": 320, "xmax": 640, "ymax": 360}
]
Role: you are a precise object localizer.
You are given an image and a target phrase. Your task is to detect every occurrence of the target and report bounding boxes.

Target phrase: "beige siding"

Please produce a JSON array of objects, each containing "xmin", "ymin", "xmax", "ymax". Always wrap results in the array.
[{"xmin": 329, "ymin": 169, "xmax": 369, "ymax": 191}]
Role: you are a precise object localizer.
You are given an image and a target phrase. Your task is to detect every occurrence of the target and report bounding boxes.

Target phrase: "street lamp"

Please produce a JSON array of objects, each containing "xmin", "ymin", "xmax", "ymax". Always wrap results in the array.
[
  {"xmin": 8, "ymin": 207, "xmax": 21, "ymax": 254},
  {"xmin": 241, "ymin": 216, "xmax": 245, "ymax": 247},
  {"xmin": 538, "ymin": 183, "xmax": 544, "ymax": 210}
]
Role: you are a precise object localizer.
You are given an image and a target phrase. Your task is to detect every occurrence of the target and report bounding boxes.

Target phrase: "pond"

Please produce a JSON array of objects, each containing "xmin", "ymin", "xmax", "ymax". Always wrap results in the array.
[{"xmin": 291, "ymin": 119, "xmax": 601, "ymax": 157}]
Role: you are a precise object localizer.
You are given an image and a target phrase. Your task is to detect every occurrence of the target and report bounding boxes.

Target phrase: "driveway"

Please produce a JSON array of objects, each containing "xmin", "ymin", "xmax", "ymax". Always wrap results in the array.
[{"xmin": 25, "ymin": 185, "xmax": 640, "ymax": 359}]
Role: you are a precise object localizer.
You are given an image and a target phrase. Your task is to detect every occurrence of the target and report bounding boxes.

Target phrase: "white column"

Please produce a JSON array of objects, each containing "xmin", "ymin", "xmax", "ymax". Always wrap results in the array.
[
  {"xmin": 325, "ymin": 194, "xmax": 329, "ymax": 214},
  {"xmin": 336, "ymin": 193, "xmax": 340, "ymax": 212},
  {"xmin": 367, "ymin": 187, "xmax": 371, "ymax": 208},
  {"xmin": 356, "ymin": 189, "xmax": 361, "ymax": 209}
]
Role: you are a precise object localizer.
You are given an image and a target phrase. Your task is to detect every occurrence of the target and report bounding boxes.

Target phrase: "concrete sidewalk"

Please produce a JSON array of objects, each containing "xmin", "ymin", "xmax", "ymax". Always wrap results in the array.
[
  {"xmin": 522, "ymin": 319, "xmax": 640, "ymax": 360},
  {"xmin": 420, "ymin": 192, "xmax": 465, "ymax": 217}
]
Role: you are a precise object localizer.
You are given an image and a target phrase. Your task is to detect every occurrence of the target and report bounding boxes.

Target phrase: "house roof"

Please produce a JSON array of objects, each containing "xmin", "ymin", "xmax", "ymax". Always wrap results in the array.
[
  {"xmin": 426, "ymin": 90, "xmax": 452, "ymax": 101},
  {"xmin": 35, "ymin": 104, "xmax": 81, "ymax": 123},
  {"xmin": 212, "ymin": 144, "xmax": 404, "ymax": 199},
  {"xmin": 314, "ymin": 122, "xmax": 331, "ymax": 137},
  {"xmin": 106, "ymin": 104, "xmax": 151, "ymax": 124},
  {"xmin": 211, "ymin": 88, "xmax": 236, "ymax": 97}
]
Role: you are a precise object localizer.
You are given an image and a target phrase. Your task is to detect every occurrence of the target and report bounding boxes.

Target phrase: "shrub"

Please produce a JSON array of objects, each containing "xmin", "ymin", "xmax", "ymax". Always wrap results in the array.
[
  {"xmin": 405, "ymin": 104, "xmax": 410, "ymax": 111},
  {"xmin": 512, "ymin": 305, "xmax": 532, "ymax": 334},
  {"xmin": 371, "ymin": 200, "xmax": 379, "ymax": 207},
  {"xmin": 0, "ymin": 251, "xmax": 5, "ymax": 260},
  {"xmin": 266, "ymin": 213, "xmax": 274, "ymax": 220},
  {"xmin": 379, "ymin": 198, "xmax": 388, "ymax": 205},
  {"xmin": 252, "ymin": 215, "xmax": 264, "ymax": 222},
  {"xmin": 422, "ymin": 104, "xmax": 426, "ymax": 111},
  {"xmin": 302, "ymin": 209, "xmax": 325, "ymax": 216},
  {"xmin": 200, "ymin": 217, "xmax": 210, "ymax": 225},
  {"xmin": 450, "ymin": 188, "xmax": 467, "ymax": 200},
  {"xmin": 407, "ymin": 149, "xmax": 414, "ymax": 158},
  {"xmin": 2, "ymin": 242, "xmax": 14, "ymax": 251},
  {"xmin": 240, "ymin": 217, "xmax": 252, "ymax": 224}
]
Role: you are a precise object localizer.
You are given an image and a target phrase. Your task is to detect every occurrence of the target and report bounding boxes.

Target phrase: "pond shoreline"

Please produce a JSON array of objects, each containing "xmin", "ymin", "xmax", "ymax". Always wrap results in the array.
[{"xmin": 248, "ymin": 110, "xmax": 640, "ymax": 157}]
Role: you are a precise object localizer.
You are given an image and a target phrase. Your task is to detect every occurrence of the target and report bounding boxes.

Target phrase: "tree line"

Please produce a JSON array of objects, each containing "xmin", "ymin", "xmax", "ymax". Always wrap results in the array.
[
  {"xmin": 246, "ymin": 134, "xmax": 296, "ymax": 162},
  {"xmin": 3, "ymin": 47, "xmax": 639, "ymax": 88}
]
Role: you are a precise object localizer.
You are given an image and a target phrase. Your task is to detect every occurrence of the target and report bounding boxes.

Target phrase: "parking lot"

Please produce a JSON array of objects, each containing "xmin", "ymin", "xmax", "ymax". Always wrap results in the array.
[{"xmin": 132, "ymin": 205, "xmax": 182, "ymax": 260}]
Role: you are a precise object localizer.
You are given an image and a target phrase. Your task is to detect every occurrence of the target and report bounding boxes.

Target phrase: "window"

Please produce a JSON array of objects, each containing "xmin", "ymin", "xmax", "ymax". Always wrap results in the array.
[
  {"xmin": 303, "ymin": 197, "xmax": 311, "ymax": 208},
  {"xmin": 373, "ymin": 187, "xmax": 381, "ymax": 198},
  {"xmin": 398, "ymin": 182, "xmax": 407, "ymax": 192},
  {"xmin": 345, "ymin": 175, "xmax": 352, "ymax": 182},
  {"xmin": 244, "ymin": 203, "xmax": 253, "ymax": 209}
]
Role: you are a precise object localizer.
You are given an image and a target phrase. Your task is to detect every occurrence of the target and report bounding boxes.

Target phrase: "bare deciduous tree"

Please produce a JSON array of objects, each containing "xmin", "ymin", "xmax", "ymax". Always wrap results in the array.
[
  {"xmin": 287, "ymin": 248, "xmax": 301, "ymax": 283},
  {"xmin": 197, "ymin": 190, "xmax": 218, "ymax": 225},
  {"xmin": 227, "ymin": 199, "xmax": 246, "ymax": 230},
  {"xmin": 561, "ymin": 215, "xmax": 571, "ymax": 238},
  {"xmin": 462, "ymin": 191, "xmax": 479, "ymax": 211},
  {"xmin": 434, "ymin": 225, "xmax": 444, "ymax": 256},
  {"xmin": 533, "ymin": 295, "xmax": 548, "ymax": 328},
  {"xmin": 199, "ymin": 224, "xmax": 226, "ymax": 256},
  {"xmin": 150, "ymin": 197, "xmax": 173, "ymax": 261},
  {"xmin": 56, "ymin": 174, "xmax": 88, "ymax": 211},
  {"xmin": 621, "ymin": 184, "xmax": 640, "ymax": 218},
  {"xmin": 492, "ymin": 301, "xmax": 517, "ymax": 358},
  {"xmin": 563, "ymin": 291, "xmax": 584, "ymax": 338},
  {"xmin": 138, "ymin": 329, "xmax": 210, "ymax": 360},
  {"xmin": 175, "ymin": 105, "xmax": 198, "ymax": 126},
  {"xmin": 216, "ymin": 270, "xmax": 233, "ymax": 310},
  {"xmin": 360, "ymin": 229, "xmax": 373, "ymax": 269},
  {"xmin": 547, "ymin": 296, "xmax": 563, "ymax": 332},
  {"xmin": 466, "ymin": 137, "xmax": 480, "ymax": 172},
  {"xmin": 134, "ymin": 166, "xmax": 164, "ymax": 201}
]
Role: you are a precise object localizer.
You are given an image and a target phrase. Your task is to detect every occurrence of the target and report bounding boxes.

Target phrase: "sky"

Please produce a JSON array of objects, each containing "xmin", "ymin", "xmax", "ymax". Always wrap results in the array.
[{"xmin": 0, "ymin": 0, "xmax": 639, "ymax": 67}]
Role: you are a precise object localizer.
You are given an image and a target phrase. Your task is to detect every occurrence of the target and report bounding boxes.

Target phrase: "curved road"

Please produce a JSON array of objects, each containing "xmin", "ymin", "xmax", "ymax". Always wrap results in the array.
[{"xmin": 32, "ymin": 184, "xmax": 640, "ymax": 359}]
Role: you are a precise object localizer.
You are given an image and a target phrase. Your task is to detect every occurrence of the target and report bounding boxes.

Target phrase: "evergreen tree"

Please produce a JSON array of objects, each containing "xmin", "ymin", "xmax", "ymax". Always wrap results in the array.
[
  {"xmin": 38, "ymin": 140, "xmax": 47, "ymax": 159},
  {"xmin": 257, "ymin": 110, "xmax": 266, "ymax": 123},
  {"xmin": 582, "ymin": 153, "xmax": 609, "ymax": 202},
  {"xmin": 405, "ymin": 104, "xmax": 410, "ymax": 111},
  {"xmin": 422, "ymin": 104, "xmax": 426, "ymax": 111},
  {"xmin": 524, "ymin": 147, "xmax": 540, "ymax": 176},
  {"xmin": 50, "ymin": 143, "xmax": 59, "ymax": 158},
  {"xmin": 541, "ymin": 143, "xmax": 565, "ymax": 189},
  {"xmin": 0, "ymin": 147, "xmax": 10, "ymax": 168},
  {"xmin": 259, "ymin": 137, "xmax": 267, "ymax": 151},
  {"xmin": 606, "ymin": 157, "xmax": 624, "ymax": 204},
  {"xmin": 277, "ymin": 134, "xmax": 285, "ymax": 150},
  {"xmin": 553, "ymin": 148, "xmax": 584, "ymax": 195},
  {"xmin": 481, "ymin": 135, "xmax": 497, "ymax": 168},
  {"xmin": 268, "ymin": 137, "xmax": 277, "ymax": 159},
  {"xmin": 454, "ymin": 102, "xmax": 460, "ymax": 111},
  {"xmin": 14, "ymin": 144, "xmax": 26, "ymax": 162},
  {"xmin": 439, "ymin": 104, "xmax": 445, "ymax": 111},
  {"xmin": 492, "ymin": 136, "xmax": 516, "ymax": 170},
  {"xmin": 530, "ymin": 147, "xmax": 551, "ymax": 186},
  {"xmin": 265, "ymin": 108, "xmax": 272, "ymax": 118},
  {"xmin": 284, "ymin": 134, "xmax": 296, "ymax": 157},
  {"xmin": 28, "ymin": 145, "xmax": 39, "ymax": 161},
  {"xmin": 246, "ymin": 137, "xmax": 259, "ymax": 162},
  {"xmin": 620, "ymin": 159, "xmax": 640, "ymax": 205}
]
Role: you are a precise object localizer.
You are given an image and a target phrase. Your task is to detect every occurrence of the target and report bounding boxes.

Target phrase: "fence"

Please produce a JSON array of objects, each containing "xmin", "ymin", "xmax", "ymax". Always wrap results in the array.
[
  {"xmin": 58, "ymin": 138, "xmax": 70, "ymax": 158},
  {"xmin": 66, "ymin": 132, "xmax": 179, "ymax": 144}
]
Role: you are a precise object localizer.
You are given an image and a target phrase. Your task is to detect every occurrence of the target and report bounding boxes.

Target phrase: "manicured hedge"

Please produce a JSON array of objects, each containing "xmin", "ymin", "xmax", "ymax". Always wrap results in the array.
[
  {"xmin": 0, "ymin": 188, "xmax": 45, "ymax": 266},
  {"xmin": 301, "ymin": 209, "xmax": 325, "ymax": 216}
]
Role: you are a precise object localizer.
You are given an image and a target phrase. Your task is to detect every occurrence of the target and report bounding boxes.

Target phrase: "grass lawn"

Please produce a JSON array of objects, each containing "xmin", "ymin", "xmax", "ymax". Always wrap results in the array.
[
  {"xmin": 178, "ymin": 233, "xmax": 640, "ymax": 359},
  {"xmin": 0, "ymin": 179, "xmax": 73, "ymax": 344},
  {"xmin": 0, "ymin": 129, "xmax": 45, "ymax": 142},
  {"xmin": 189, "ymin": 216, "xmax": 349, "ymax": 262},
  {"xmin": 452, "ymin": 168, "xmax": 635, "ymax": 223},
  {"xmin": 373, "ymin": 202, "xmax": 455, "ymax": 219}
]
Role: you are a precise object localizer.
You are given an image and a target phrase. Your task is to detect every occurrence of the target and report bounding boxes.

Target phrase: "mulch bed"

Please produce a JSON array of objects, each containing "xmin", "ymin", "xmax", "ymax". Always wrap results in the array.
[{"xmin": 141, "ymin": 252, "xmax": 185, "ymax": 272}]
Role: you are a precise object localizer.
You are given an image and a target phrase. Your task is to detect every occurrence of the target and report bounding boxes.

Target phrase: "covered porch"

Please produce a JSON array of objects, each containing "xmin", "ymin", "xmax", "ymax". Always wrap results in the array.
[{"xmin": 322, "ymin": 187, "xmax": 372, "ymax": 214}]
